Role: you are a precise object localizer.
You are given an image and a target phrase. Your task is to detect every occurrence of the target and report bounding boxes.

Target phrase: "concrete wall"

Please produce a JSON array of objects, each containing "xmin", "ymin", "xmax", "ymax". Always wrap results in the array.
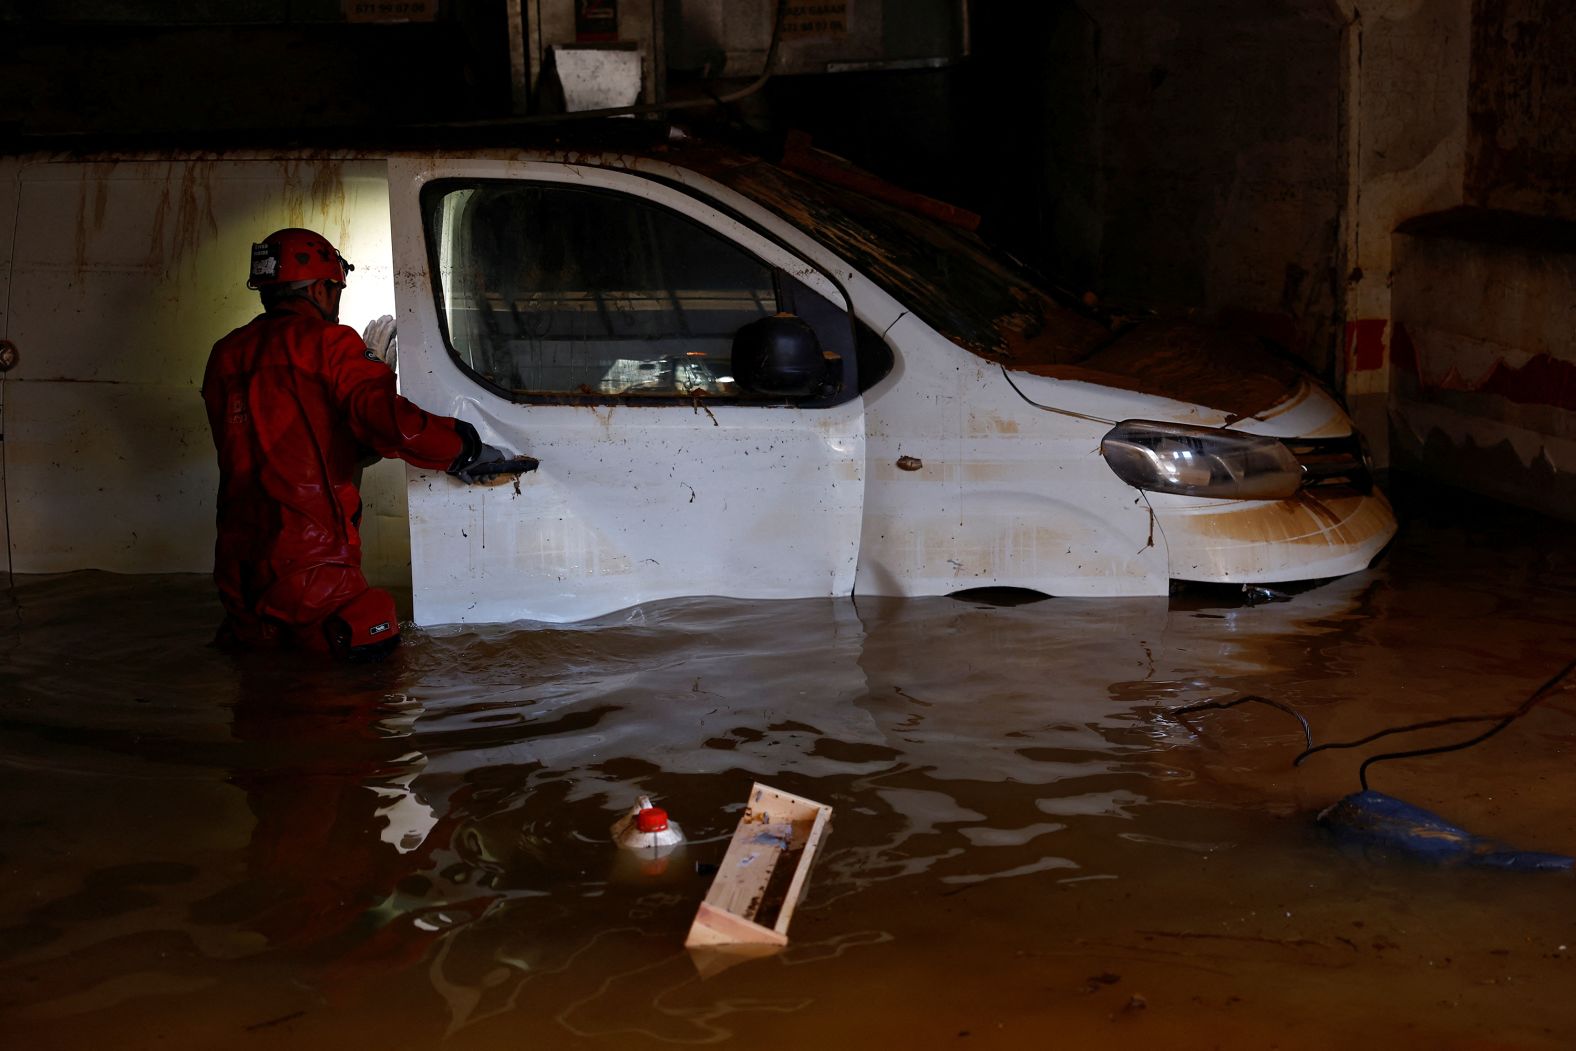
[
  {"xmin": 1390, "ymin": 216, "xmax": 1576, "ymax": 519},
  {"xmin": 772, "ymin": 2, "xmax": 1353, "ymax": 375},
  {"xmin": 1071, "ymin": 0, "xmax": 1349, "ymax": 374},
  {"xmin": 942, "ymin": 1, "xmax": 1350, "ymax": 376},
  {"xmin": 1369, "ymin": 0, "xmax": 1576, "ymax": 520},
  {"xmin": 1335, "ymin": 0, "xmax": 1473, "ymax": 463},
  {"xmin": 1465, "ymin": 0, "xmax": 1576, "ymax": 221},
  {"xmin": 0, "ymin": 157, "xmax": 412, "ymax": 586}
]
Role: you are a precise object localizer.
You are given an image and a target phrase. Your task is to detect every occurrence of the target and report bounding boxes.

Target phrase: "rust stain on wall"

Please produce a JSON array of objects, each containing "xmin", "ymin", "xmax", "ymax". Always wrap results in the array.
[
  {"xmin": 146, "ymin": 160, "xmax": 220, "ymax": 277},
  {"xmin": 279, "ymin": 158, "xmax": 351, "ymax": 244},
  {"xmin": 72, "ymin": 161, "xmax": 117, "ymax": 276},
  {"xmin": 310, "ymin": 159, "xmax": 352, "ymax": 242}
]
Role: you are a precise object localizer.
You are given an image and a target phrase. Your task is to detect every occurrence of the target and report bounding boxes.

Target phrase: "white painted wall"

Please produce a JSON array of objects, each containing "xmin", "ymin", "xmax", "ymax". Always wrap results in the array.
[{"xmin": 1, "ymin": 157, "xmax": 412, "ymax": 586}]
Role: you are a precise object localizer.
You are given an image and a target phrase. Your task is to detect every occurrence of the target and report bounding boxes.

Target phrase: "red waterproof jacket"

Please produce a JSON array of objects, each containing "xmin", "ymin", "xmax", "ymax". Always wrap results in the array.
[{"xmin": 203, "ymin": 299, "xmax": 469, "ymax": 589}]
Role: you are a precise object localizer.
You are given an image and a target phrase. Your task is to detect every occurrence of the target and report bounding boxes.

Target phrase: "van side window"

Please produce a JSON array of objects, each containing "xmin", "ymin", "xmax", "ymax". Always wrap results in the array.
[{"xmin": 424, "ymin": 181, "xmax": 783, "ymax": 400}]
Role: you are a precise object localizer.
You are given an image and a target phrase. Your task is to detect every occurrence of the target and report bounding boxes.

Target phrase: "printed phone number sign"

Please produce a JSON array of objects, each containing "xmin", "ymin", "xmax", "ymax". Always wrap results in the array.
[
  {"xmin": 344, "ymin": 0, "xmax": 439, "ymax": 22},
  {"xmin": 783, "ymin": 2, "xmax": 847, "ymax": 37}
]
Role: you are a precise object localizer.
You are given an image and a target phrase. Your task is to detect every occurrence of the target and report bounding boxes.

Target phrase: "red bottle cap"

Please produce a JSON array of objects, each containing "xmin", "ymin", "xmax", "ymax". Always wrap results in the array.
[{"xmin": 635, "ymin": 806, "xmax": 670, "ymax": 833}]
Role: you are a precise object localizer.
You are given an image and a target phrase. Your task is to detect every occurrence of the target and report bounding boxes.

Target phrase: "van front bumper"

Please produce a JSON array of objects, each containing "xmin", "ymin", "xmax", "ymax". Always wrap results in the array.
[{"xmin": 1151, "ymin": 487, "xmax": 1397, "ymax": 584}]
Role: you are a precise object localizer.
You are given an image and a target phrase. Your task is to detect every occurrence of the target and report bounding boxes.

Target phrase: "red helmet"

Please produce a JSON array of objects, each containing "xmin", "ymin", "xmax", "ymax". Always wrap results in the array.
[{"xmin": 247, "ymin": 228, "xmax": 355, "ymax": 289}]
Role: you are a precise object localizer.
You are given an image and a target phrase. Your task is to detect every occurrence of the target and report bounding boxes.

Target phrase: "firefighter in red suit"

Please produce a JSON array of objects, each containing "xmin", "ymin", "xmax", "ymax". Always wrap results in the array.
[{"xmin": 203, "ymin": 228, "xmax": 511, "ymax": 658}]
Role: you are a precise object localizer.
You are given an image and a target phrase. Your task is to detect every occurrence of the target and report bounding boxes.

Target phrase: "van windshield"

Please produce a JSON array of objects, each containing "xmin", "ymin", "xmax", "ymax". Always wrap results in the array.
[{"xmin": 706, "ymin": 159, "xmax": 1113, "ymax": 367}]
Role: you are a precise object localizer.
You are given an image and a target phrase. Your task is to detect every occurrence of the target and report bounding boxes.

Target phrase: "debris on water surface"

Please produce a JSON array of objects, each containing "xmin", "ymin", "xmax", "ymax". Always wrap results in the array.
[
  {"xmin": 685, "ymin": 782, "xmax": 832, "ymax": 951},
  {"xmin": 1114, "ymin": 994, "xmax": 1148, "ymax": 1019},
  {"xmin": 1242, "ymin": 584, "xmax": 1290, "ymax": 605},
  {"xmin": 610, "ymin": 795, "xmax": 686, "ymax": 858}
]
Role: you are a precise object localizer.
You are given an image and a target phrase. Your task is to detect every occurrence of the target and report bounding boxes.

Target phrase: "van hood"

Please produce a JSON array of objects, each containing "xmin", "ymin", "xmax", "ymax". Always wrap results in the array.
[
  {"xmin": 699, "ymin": 154, "xmax": 1115, "ymax": 367},
  {"xmin": 697, "ymin": 154, "xmax": 1307, "ymax": 420},
  {"xmin": 1016, "ymin": 321, "xmax": 1309, "ymax": 421}
]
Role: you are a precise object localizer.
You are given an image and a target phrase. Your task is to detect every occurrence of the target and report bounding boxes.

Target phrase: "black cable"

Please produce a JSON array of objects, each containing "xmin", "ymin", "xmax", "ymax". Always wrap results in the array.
[
  {"xmin": 1292, "ymin": 712, "xmax": 1505, "ymax": 767},
  {"xmin": 1173, "ymin": 659, "xmax": 1576, "ymax": 795},
  {"xmin": 1353, "ymin": 656, "xmax": 1576, "ymax": 790},
  {"xmin": 997, "ymin": 366, "xmax": 1114, "ymax": 425},
  {"xmin": 1172, "ymin": 693, "xmax": 1314, "ymax": 752}
]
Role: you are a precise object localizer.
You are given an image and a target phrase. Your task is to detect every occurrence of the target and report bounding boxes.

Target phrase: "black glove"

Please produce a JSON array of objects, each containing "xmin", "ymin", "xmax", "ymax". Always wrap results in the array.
[
  {"xmin": 451, "ymin": 443, "xmax": 508, "ymax": 483},
  {"xmin": 448, "ymin": 421, "xmax": 537, "ymax": 483}
]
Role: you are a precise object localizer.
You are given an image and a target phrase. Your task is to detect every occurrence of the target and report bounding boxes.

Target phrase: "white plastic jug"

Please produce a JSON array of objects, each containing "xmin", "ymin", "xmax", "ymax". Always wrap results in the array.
[{"xmin": 610, "ymin": 795, "xmax": 686, "ymax": 859}]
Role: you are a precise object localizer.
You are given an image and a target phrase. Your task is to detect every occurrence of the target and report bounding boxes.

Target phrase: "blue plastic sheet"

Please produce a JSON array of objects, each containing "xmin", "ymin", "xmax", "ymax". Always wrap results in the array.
[{"xmin": 1318, "ymin": 791, "xmax": 1574, "ymax": 872}]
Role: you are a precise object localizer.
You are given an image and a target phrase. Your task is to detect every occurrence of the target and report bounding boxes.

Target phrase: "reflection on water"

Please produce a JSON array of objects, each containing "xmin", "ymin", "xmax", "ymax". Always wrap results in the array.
[{"xmin": 2, "ymin": 486, "xmax": 1575, "ymax": 1049}]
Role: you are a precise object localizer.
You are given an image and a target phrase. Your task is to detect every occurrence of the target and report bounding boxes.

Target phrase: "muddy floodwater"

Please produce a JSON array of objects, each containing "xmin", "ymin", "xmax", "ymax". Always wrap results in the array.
[{"xmin": 2, "ymin": 483, "xmax": 1575, "ymax": 1049}]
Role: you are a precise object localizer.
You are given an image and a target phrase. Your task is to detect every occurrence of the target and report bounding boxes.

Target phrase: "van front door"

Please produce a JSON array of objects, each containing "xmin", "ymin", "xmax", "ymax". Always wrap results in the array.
[{"xmin": 387, "ymin": 158, "xmax": 865, "ymax": 625}]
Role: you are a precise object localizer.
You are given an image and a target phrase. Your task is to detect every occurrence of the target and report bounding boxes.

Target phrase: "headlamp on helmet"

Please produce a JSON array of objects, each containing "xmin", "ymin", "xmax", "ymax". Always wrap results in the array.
[{"xmin": 247, "ymin": 228, "xmax": 355, "ymax": 290}]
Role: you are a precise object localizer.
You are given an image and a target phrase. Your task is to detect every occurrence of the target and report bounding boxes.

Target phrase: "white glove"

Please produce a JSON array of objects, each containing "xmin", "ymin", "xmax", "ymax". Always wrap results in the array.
[{"xmin": 362, "ymin": 314, "xmax": 398, "ymax": 370}]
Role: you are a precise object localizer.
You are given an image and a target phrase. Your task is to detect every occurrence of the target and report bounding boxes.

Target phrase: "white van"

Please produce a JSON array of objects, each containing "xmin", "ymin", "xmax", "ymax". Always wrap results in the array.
[{"xmin": 0, "ymin": 129, "xmax": 1393, "ymax": 625}]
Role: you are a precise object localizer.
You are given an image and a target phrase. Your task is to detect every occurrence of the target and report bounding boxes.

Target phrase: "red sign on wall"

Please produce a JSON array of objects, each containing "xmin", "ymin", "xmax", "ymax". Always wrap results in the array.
[{"xmin": 576, "ymin": 0, "xmax": 619, "ymax": 42}]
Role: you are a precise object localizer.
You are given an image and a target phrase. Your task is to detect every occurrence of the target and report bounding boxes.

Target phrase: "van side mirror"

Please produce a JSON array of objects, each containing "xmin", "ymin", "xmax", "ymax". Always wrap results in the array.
[{"xmin": 731, "ymin": 313, "xmax": 839, "ymax": 398}]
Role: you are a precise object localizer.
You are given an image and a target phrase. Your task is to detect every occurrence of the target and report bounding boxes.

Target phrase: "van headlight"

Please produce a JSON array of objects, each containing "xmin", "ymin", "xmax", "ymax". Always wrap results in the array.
[{"xmin": 1099, "ymin": 420, "xmax": 1302, "ymax": 500}]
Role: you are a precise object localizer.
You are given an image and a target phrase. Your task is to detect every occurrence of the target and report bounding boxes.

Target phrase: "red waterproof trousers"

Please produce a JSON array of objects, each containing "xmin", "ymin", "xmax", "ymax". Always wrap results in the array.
[{"xmin": 203, "ymin": 299, "xmax": 469, "ymax": 654}]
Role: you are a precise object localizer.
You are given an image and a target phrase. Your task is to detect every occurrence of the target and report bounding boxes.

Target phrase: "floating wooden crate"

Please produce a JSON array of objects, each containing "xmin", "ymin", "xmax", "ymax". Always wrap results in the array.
[{"xmin": 685, "ymin": 782, "xmax": 832, "ymax": 950}]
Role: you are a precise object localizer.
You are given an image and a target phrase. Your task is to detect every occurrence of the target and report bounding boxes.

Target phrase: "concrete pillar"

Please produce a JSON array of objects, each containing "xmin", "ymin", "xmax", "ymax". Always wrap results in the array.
[{"xmin": 1334, "ymin": 0, "xmax": 1472, "ymax": 465}]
